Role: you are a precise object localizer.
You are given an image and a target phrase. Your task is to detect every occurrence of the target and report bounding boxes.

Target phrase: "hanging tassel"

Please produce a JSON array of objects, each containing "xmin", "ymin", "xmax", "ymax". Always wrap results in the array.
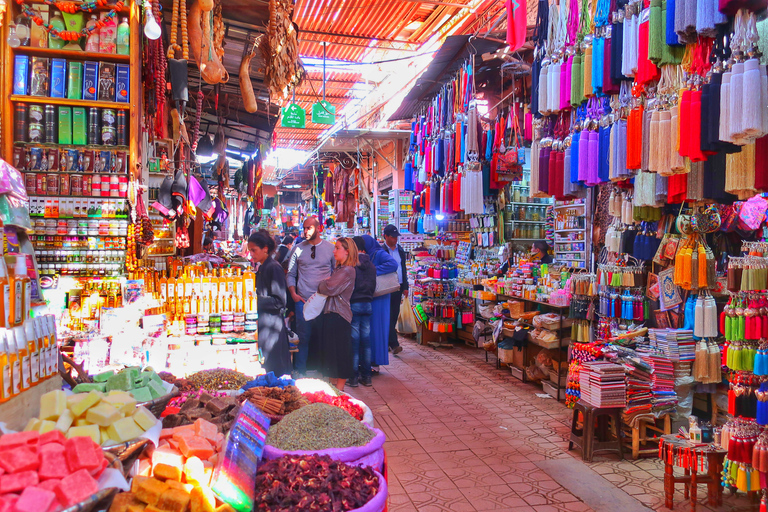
[
  {"xmin": 689, "ymin": 90, "xmax": 706, "ymax": 162},
  {"xmin": 658, "ymin": 110, "xmax": 672, "ymax": 175},
  {"xmin": 720, "ymin": 70, "xmax": 732, "ymax": 143},
  {"xmin": 669, "ymin": 105, "xmax": 686, "ymax": 171},
  {"xmin": 742, "ymin": 58, "xmax": 764, "ymax": 140},
  {"xmin": 539, "ymin": 64, "xmax": 549, "ymax": 116},
  {"xmin": 730, "ymin": 62, "xmax": 746, "ymax": 144},
  {"xmin": 584, "ymin": 45, "xmax": 594, "ymax": 98},
  {"xmin": 648, "ymin": 110, "xmax": 661, "ymax": 172}
]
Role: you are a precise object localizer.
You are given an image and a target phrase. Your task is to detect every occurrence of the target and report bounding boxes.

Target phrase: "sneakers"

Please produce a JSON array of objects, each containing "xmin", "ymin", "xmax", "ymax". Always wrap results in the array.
[
  {"xmin": 347, "ymin": 377, "xmax": 359, "ymax": 388},
  {"xmin": 360, "ymin": 376, "xmax": 372, "ymax": 387},
  {"xmin": 393, "ymin": 346, "xmax": 403, "ymax": 355}
]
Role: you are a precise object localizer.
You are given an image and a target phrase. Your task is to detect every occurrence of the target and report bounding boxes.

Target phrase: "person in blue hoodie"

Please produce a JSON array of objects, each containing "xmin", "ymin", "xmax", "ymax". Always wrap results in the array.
[{"xmin": 360, "ymin": 235, "xmax": 398, "ymax": 370}]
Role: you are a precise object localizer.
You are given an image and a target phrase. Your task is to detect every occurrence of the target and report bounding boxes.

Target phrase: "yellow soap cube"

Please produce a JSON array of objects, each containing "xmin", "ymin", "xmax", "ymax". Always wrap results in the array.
[
  {"xmin": 132, "ymin": 406, "xmax": 156, "ymax": 431},
  {"xmin": 67, "ymin": 424, "xmax": 101, "ymax": 444},
  {"xmin": 85, "ymin": 402, "xmax": 122, "ymax": 427},
  {"xmin": 38, "ymin": 420, "xmax": 56, "ymax": 434},
  {"xmin": 23, "ymin": 418, "xmax": 42, "ymax": 432},
  {"xmin": 107, "ymin": 417, "xmax": 143, "ymax": 443},
  {"xmin": 55, "ymin": 409, "xmax": 75, "ymax": 433},
  {"xmin": 100, "ymin": 428, "xmax": 111, "ymax": 445},
  {"xmin": 75, "ymin": 418, "xmax": 90, "ymax": 427},
  {"xmin": 39, "ymin": 390, "xmax": 67, "ymax": 420},
  {"xmin": 67, "ymin": 393, "xmax": 86, "ymax": 407},
  {"xmin": 70, "ymin": 390, "xmax": 102, "ymax": 417},
  {"xmin": 102, "ymin": 393, "xmax": 137, "ymax": 415}
]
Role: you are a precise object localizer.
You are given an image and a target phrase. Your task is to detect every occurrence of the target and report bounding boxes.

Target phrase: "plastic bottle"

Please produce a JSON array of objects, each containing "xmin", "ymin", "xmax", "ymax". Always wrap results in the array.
[
  {"xmin": 25, "ymin": 322, "xmax": 38, "ymax": 386},
  {"xmin": 0, "ymin": 258, "xmax": 9, "ymax": 329},
  {"xmin": 6, "ymin": 330, "xmax": 19, "ymax": 397},
  {"xmin": 9, "ymin": 255, "xmax": 30, "ymax": 327},
  {"xmin": 48, "ymin": 11, "xmax": 66, "ymax": 50},
  {"xmin": 0, "ymin": 331, "xmax": 10, "ymax": 402},
  {"xmin": 14, "ymin": 326, "xmax": 29, "ymax": 391},
  {"xmin": 33, "ymin": 317, "xmax": 47, "ymax": 381},
  {"xmin": 116, "ymin": 17, "xmax": 130, "ymax": 55},
  {"xmin": 85, "ymin": 15, "xmax": 100, "ymax": 52}
]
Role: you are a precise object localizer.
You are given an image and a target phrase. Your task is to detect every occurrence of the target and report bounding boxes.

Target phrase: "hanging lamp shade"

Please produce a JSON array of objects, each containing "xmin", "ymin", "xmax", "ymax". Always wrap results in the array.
[{"xmin": 197, "ymin": 134, "xmax": 214, "ymax": 156}]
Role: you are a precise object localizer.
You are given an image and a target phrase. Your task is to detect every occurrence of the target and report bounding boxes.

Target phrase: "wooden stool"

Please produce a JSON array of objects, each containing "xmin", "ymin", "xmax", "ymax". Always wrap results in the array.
[
  {"xmin": 621, "ymin": 414, "xmax": 672, "ymax": 459},
  {"xmin": 568, "ymin": 401, "xmax": 624, "ymax": 462}
]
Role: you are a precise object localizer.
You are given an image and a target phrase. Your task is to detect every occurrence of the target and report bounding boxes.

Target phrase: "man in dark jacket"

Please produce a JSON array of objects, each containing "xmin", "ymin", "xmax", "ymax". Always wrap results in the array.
[
  {"xmin": 349, "ymin": 237, "xmax": 377, "ymax": 387},
  {"xmin": 382, "ymin": 224, "xmax": 409, "ymax": 355}
]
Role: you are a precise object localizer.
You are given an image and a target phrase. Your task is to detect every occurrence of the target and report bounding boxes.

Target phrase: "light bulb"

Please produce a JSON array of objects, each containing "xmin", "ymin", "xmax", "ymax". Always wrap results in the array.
[
  {"xmin": 6, "ymin": 25, "xmax": 20, "ymax": 48},
  {"xmin": 144, "ymin": 11, "xmax": 161, "ymax": 40}
]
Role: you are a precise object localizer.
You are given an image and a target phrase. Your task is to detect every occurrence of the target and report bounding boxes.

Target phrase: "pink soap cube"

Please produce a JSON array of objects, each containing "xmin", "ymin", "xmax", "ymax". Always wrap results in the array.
[
  {"xmin": 0, "ymin": 432, "xmax": 39, "ymax": 450},
  {"xmin": 54, "ymin": 469, "xmax": 97, "ymax": 507},
  {"xmin": 36, "ymin": 480, "xmax": 60, "ymax": 493},
  {"xmin": 64, "ymin": 438, "xmax": 102, "ymax": 473},
  {"xmin": 89, "ymin": 459, "xmax": 108, "ymax": 479},
  {"xmin": 39, "ymin": 443, "xmax": 65, "ymax": 457},
  {"xmin": 38, "ymin": 431, "xmax": 66, "ymax": 447},
  {"xmin": 46, "ymin": 499, "xmax": 62, "ymax": 512},
  {"xmin": 38, "ymin": 451, "xmax": 69, "ymax": 481},
  {"xmin": 0, "ymin": 471, "xmax": 38, "ymax": 494},
  {"xmin": 14, "ymin": 487, "xmax": 56, "ymax": 512},
  {"xmin": 0, "ymin": 494, "xmax": 19, "ymax": 512},
  {"xmin": 0, "ymin": 447, "xmax": 39, "ymax": 474}
]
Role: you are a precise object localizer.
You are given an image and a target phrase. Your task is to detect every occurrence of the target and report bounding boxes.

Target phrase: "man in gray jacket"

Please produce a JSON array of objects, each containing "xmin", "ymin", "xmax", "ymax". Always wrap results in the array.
[{"xmin": 286, "ymin": 216, "xmax": 336, "ymax": 376}]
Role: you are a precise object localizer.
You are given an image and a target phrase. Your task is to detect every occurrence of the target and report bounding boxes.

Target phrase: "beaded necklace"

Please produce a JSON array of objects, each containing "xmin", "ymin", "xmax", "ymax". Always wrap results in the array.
[{"xmin": 16, "ymin": 0, "xmax": 125, "ymax": 41}]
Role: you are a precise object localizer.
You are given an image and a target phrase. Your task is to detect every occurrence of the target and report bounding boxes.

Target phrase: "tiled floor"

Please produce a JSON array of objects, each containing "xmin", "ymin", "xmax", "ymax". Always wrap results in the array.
[{"xmin": 348, "ymin": 337, "xmax": 757, "ymax": 512}]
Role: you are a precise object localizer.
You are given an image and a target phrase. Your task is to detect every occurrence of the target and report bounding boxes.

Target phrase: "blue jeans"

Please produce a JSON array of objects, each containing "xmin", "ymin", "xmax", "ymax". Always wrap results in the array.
[
  {"xmin": 294, "ymin": 301, "xmax": 314, "ymax": 373},
  {"xmin": 350, "ymin": 302, "xmax": 372, "ymax": 379}
]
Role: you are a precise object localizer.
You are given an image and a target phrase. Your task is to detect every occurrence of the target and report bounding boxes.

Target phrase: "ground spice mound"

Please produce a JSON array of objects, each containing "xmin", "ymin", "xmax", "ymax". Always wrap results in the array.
[{"xmin": 266, "ymin": 403, "xmax": 375, "ymax": 451}]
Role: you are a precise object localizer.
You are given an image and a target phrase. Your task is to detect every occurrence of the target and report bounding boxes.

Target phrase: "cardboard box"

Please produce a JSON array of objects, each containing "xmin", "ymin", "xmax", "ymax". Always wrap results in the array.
[
  {"xmin": 67, "ymin": 61, "xmax": 83, "ymax": 100},
  {"xmin": 82, "ymin": 61, "xmax": 98, "ymax": 101},
  {"xmin": 50, "ymin": 58, "xmax": 66, "ymax": 98},
  {"xmin": 72, "ymin": 108, "xmax": 86, "ymax": 145},
  {"xmin": 115, "ymin": 64, "xmax": 129, "ymax": 103},
  {"xmin": 13, "ymin": 56, "xmax": 29, "ymax": 95}
]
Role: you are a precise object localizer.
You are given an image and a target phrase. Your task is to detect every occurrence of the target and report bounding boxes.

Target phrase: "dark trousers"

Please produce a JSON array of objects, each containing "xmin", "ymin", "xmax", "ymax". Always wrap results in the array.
[{"xmin": 389, "ymin": 290, "xmax": 402, "ymax": 349}]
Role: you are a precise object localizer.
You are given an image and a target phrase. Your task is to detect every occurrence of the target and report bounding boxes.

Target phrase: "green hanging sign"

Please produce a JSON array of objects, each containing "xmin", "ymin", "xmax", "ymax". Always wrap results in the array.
[
  {"xmin": 281, "ymin": 103, "xmax": 306, "ymax": 128},
  {"xmin": 311, "ymin": 101, "xmax": 336, "ymax": 125}
]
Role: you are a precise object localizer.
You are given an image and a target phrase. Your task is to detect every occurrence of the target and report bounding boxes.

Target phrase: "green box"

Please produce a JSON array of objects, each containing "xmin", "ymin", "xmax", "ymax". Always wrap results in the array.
[
  {"xmin": 58, "ymin": 106, "xmax": 72, "ymax": 145},
  {"xmin": 72, "ymin": 107, "xmax": 86, "ymax": 145},
  {"xmin": 67, "ymin": 61, "xmax": 83, "ymax": 100}
]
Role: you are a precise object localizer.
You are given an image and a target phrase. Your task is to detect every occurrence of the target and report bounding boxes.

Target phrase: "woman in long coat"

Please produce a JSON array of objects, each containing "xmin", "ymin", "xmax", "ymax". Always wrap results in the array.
[
  {"xmin": 361, "ymin": 235, "xmax": 398, "ymax": 368},
  {"xmin": 248, "ymin": 230, "xmax": 292, "ymax": 376}
]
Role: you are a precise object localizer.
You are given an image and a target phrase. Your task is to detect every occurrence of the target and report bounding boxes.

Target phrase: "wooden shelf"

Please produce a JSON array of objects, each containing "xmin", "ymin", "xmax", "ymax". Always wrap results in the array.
[
  {"xmin": 16, "ymin": 142, "xmax": 129, "ymax": 151},
  {"xmin": 13, "ymin": 46, "xmax": 130, "ymax": 63},
  {"xmin": 11, "ymin": 95, "xmax": 130, "ymax": 110}
]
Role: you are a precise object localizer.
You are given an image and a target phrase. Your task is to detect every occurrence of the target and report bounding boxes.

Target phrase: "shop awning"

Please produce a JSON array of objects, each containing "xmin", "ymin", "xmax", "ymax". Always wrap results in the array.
[{"xmin": 387, "ymin": 35, "xmax": 505, "ymax": 122}]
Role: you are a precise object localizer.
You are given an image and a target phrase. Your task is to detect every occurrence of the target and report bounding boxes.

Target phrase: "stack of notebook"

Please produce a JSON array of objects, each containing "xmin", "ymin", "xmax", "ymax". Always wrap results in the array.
[
  {"xmin": 579, "ymin": 361, "xmax": 626, "ymax": 408},
  {"xmin": 648, "ymin": 329, "xmax": 696, "ymax": 362}
]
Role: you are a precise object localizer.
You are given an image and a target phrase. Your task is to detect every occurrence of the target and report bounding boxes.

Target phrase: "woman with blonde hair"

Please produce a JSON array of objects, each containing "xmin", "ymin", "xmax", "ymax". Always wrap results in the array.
[{"xmin": 308, "ymin": 237, "xmax": 358, "ymax": 391}]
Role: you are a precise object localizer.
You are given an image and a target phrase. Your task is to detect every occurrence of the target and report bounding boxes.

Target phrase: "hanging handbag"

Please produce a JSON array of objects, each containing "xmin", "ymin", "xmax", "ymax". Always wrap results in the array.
[
  {"xmin": 303, "ymin": 292, "xmax": 328, "ymax": 321},
  {"xmin": 374, "ymin": 272, "xmax": 401, "ymax": 297}
]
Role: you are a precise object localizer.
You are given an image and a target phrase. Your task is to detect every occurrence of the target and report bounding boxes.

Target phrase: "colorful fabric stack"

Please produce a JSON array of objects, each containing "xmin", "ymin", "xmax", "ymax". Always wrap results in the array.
[
  {"xmin": 638, "ymin": 344, "xmax": 679, "ymax": 416},
  {"xmin": 578, "ymin": 361, "xmax": 627, "ymax": 408}
]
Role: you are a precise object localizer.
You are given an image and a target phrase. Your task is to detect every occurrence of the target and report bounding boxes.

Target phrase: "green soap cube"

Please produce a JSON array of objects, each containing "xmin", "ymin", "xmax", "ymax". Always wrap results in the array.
[
  {"xmin": 147, "ymin": 380, "xmax": 166, "ymax": 400},
  {"xmin": 106, "ymin": 371, "xmax": 135, "ymax": 392},
  {"xmin": 72, "ymin": 382, "xmax": 106, "ymax": 393},
  {"xmin": 93, "ymin": 370, "xmax": 115, "ymax": 383},
  {"xmin": 124, "ymin": 367, "xmax": 140, "ymax": 381},
  {"xmin": 139, "ymin": 374, "xmax": 151, "ymax": 387},
  {"xmin": 130, "ymin": 386, "xmax": 153, "ymax": 402},
  {"xmin": 147, "ymin": 371, "xmax": 163, "ymax": 386}
]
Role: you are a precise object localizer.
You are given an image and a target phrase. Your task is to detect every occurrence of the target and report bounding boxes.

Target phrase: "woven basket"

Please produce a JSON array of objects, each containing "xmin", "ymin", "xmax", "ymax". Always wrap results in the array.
[{"xmin": 138, "ymin": 386, "xmax": 181, "ymax": 417}]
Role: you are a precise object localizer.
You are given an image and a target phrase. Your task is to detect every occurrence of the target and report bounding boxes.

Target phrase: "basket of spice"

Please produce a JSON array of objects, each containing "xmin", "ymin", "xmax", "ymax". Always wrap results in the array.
[
  {"xmin": 263, "ymin": 403, "xmax": 386, "ymax": 473},
  {"xmin": 239, "ymin": 385, "xmax": 309, "ymax": 424},
  {"xmin": 254, "ymin": 455, "xmax": 387, "ymax": 512}
]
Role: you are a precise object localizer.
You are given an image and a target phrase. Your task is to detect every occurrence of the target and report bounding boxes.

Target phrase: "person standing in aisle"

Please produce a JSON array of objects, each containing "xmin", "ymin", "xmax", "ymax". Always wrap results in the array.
[
  {"xmin": 348, "ymin": 237, "xmax": 377, "ymax": 387},
  {"xmin": 275, "ymin": 235, "xmax": 294, "ymax": 265},
  {"xmin": 286, "ymin": 217, "xmax": 336, "ymax": 377},
  {"xmin": 247, "ymin": 230, "xmax": 292, "ymax": 377},
  {"xmin": 310, "ymin": 237, "xmax": 358, "ymax": 391},
  {"xmin": 383, "ymin": 224, "xmax": 410, "ymax": 355},
  {"xmin": 360, "ymin": 235, "xmax": 398, "ymax": 371}
]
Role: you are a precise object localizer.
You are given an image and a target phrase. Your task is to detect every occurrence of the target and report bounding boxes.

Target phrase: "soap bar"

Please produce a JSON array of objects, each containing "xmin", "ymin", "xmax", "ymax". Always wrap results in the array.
[
  {"xmin": 147, "ymin": 380, "xmax": 166, "ymax": 400},
  {"xmin": 106, "ymin": 372, "xmax": 135, "ymax": 392},
  {"xmin": 102, "ymin": 393, "xmax": 137, "ymax": 415},
  {"xmin": 13, "ymin": 486, "xmax": 55, "ymax": 512},
  {"xmin": 133, "ymin": 477, "xmax": 168, "ymax": 506},
  {"xmin": 107, "ymin": 492, "xmax": 144, "ymax": 512},
  {"xmin": 66, "ymin": 425, "xmax": 100, "ymax": 445},
  {"xmin": 85, "ymin": 402, "xmax": 121, "ymax": 427},
  {"xmin": 56, "ymin": 469, "xmax": 98, "ymax": 507},
  {"xmin": 0, "ymin": 432, "xmax": 39, "ymax": 450},
  {"xmin": 55, "ymin": 409, "xmax": 75, "ymax": 433},
  {"xmin": 23, "ymin": 419, "xmax": 42, "ymax": 432},
  {"xmin": 0, "ymin": 446, "xmax": 39, "ymax": 474},
  {"xmin": 190, "ymin": 485, "xmax": 216, "ymax": 512},
  {"xmin": 132, "ymin": 406, "xmax": 156, "ymax": 431},
  {"xmin": 38, "ymin": 430, "xmax": 65, "ymax": 446},
  {"xmin": 38, "ymin": 421, "xmax": 56, "ymax": 434},
  {"xmin": 38, "ymin": 450, "xmax": 69, "ymax": 480},
  {"xmin": 72, "ymin": 383, "xmax": 107, "ymax": 393},
  {"xmin": 177, "ymin": 437, "xmax": 213, "ymax": 461},
  {"xmin": 147, "ymin": 371, "xmax": 163, "ymax": 386},
  {"xmin": 92, "ymin": 370, "xmax": 115, "ymax": 383},
  {"xmin": 70, "ymin": 391, "xmax": 102, "ymax": 418},
  {"xmin": 156, "ymin": 487, "xmax": 190, "ymax": 512},
  {"xmin": 64, "ymin": 437, "xmax": 101, "ymax": 473},
  {"xmin": 153, "ymin": 463, "xmax": 181, "ymax": 482},
  {"xmin": 39, "ymin": 390, "xmax": 67, "ymax": 421},
  {"xmin": 0, "ymin": 470, "xmax": 39, "ymax": 494},
  {"xmin": 106, "ymin": 417, "xmax": 143, "ymax": 444},
  {"xmin": 130, "ymin": 387, "xmax": 153, "ymax": 402},
  {"xmin": 67, "ymin": 394, "xmax": 87, "ymax": 409}
]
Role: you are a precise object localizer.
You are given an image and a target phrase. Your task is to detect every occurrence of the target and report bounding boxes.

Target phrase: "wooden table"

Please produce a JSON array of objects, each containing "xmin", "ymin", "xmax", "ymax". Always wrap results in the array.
[{"xmin": 660, "ymin": 435, "xmax": 726, "ymax": 512}]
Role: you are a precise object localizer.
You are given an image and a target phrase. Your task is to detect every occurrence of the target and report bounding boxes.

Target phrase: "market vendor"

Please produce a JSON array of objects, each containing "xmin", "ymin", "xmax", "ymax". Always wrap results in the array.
[{"xmin": 530, "ymin": 240, "xmax": 553, "ymax": 264}]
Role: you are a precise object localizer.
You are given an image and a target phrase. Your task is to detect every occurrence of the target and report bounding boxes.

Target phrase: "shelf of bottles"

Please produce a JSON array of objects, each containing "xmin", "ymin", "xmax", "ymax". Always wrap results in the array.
[
  {"xmin": 553, "ymin": 200, "xmax": 588, "ymax": 269},
  {"xmin": 503, "ymin": 174, "xmax": 553, "ymax": 243},
  {"xmin": 148, "ymin": 214, "xmax": 175, "ymax": 258},
  {"xmin": 377, "ymin": 195, "xmax": 389, "ymax": 238}
]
